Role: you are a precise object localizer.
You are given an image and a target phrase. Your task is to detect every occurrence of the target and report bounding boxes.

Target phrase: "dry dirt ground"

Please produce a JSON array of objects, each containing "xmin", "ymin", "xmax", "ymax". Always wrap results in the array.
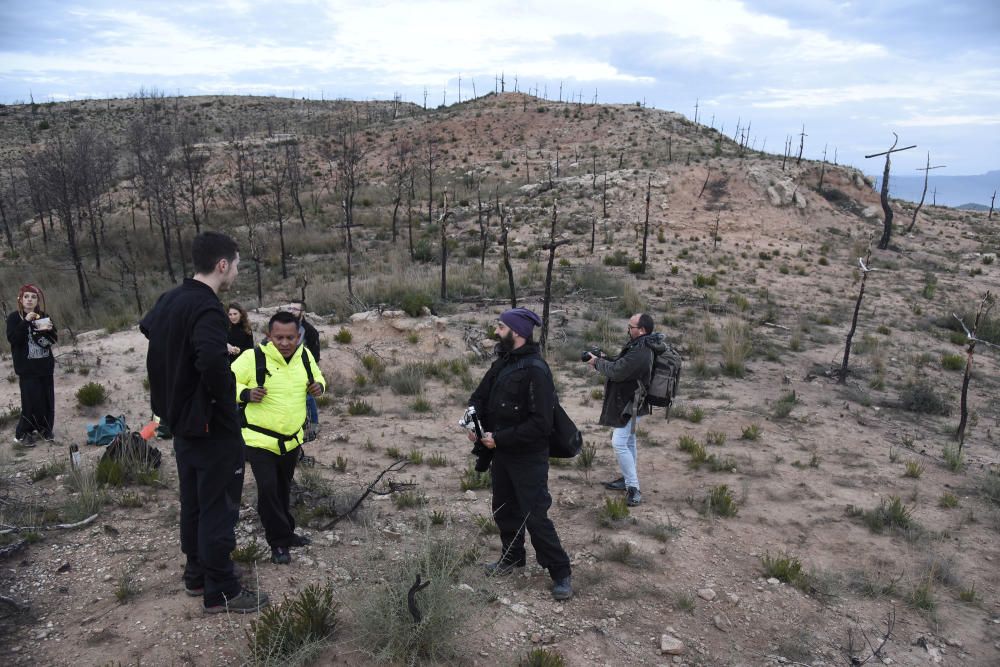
[{"xmin": 2, "ymin": 97, "xmax": 1000, "ymax": 665}]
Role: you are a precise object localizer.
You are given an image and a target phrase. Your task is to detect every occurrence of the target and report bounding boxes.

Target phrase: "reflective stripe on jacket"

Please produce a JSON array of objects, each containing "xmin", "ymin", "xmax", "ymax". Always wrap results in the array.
[{"xmin": 233, "ymin": 342, "xmax": 326, "ymax": 454}]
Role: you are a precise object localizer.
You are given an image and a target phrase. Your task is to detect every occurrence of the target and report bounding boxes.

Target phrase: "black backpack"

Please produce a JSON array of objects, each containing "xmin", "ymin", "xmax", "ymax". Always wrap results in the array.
[
  {"xmin": 238, "ymin": 344, "xmax": 315, "ymax": 455},
  {"xmin": 102, "ymin": 429, "xmax": 163, "ymax": 470},
  {"xmin": 496, "ymin": 357, "xmax": 583, "ymax": 459},
  {"xmin": 645, "ymin": 344, "xmax": 682, "ymax": 414}
]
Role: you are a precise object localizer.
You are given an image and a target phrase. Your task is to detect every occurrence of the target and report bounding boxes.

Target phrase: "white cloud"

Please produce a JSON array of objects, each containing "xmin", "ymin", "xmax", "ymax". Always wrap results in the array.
[{"xmin": 894, "ymin": 113, "xmax": 1000, "ymax": 128}]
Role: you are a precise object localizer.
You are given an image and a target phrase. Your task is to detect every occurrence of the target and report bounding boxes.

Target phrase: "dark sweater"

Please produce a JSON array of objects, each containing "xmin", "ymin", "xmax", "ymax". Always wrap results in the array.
[
  {"xmin": 300, "ymin": 318, "xmax": 320, "ymax": 361},
  {"xmin": 139, "ymin": 279, "xmax": 240, "ymax": 440},
  {"xmin": 468, "ymin": 342, "xmax": 555, "ymax": 456},
  {"xmin": 6, "ymin": 311, "xmax": 57, "ymax": 377},
  {"xmin": 227, "ymin": 325, "xmax": 254, "ymax": 364}
]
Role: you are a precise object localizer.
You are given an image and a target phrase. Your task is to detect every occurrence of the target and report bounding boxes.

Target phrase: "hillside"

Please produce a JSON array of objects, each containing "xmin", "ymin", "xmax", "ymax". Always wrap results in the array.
[{"xmin": 1, "ymin": 92, "xmax": 1000, "ymax": 666}]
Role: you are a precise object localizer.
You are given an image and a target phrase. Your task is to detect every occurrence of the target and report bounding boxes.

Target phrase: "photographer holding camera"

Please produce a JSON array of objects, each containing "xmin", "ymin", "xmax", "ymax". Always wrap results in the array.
[
  {"xmin": 584, "ymin": 312, "xmax": 666, "ymax": 507},
  {"xmin": 465, "ymin": 308, "xmax": 573, "ymax": 601}
]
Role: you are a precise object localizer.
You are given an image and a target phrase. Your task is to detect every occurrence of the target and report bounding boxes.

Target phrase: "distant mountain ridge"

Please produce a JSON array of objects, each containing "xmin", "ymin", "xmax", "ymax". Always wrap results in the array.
[{"xmin": 872, "ymin": 170, "xmax": 999, "ymax": 208}]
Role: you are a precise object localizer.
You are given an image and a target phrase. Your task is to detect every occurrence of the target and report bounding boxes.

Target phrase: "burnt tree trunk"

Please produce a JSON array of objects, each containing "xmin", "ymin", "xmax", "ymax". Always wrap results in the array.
[
  {"xmin": 500, "ymin": 215, "xmax": 516, "ymax": 308},
  {"xmin": 540, "ymin": 203, "xmax": 571, "ymax": 354},
  {"xmin": 956, "ymin": 292, "xmax": 994, "ymax": 451},
  {"xmin": 641, "ymin": 176, "xmax": 651, "ymax": 272},
  {"xmin": 839, "ymin": 249, "xmax": 874, "ymax": 384}
]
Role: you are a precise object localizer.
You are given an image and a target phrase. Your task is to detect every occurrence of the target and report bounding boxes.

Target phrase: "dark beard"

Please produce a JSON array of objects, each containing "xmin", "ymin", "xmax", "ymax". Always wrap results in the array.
[{"xmin": 497, "ymin": 331, "xmax": 515, "ymax": 355}]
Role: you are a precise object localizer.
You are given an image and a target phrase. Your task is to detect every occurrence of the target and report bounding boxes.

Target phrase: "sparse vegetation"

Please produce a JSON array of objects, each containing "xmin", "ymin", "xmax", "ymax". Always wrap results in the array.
[
  {"xmin": 704, "ymin": 485, "xmax": 738, "ymax": 517},
  {"xmin": 740, "ymin": 423, "xmax": 762, "ymax": 441},
  {"xmin": 246, "ymin": 582, "xmax": 338, "ymax": 665},
  {"xmin": 76, "ymin": 382, "xmax": 108, "ymax": 407},
  {"xmin": 599, "ymin": 496, "xmax": 631, "ymax": 525}
]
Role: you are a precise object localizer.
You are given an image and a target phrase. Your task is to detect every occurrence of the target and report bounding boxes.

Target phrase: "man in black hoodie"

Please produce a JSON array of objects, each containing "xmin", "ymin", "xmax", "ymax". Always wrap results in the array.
[
  {"xmin": 140, "ymin": 231, "xmax": 269, "ymax": 614},
  {"xmin": 467, "ymin": 308, "xmax": 573, "ymax": 601}
]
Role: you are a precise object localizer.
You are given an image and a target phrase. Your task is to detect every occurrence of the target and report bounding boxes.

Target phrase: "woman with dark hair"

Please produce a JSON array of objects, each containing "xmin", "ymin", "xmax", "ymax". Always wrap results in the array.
[
  {"xmin": 226, "ymin": 302, "xmax": 254, "ymax": 363},
  {"xmin": 6, "ymin": 284, "xmax": 58, "ymax": 446}
]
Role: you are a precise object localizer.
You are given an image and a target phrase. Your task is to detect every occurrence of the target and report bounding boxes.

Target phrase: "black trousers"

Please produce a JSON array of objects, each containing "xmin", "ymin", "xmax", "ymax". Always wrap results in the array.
[
  {"xmin": 491, "ymin": 452, "xmax": 571, "ymax": 580},
  {"xmin": 17, "ymin": 374, "xmax": 55, "ymax": 438},
  {"xmin": 175, "ymin": 435, "xmax": 245, "ymax": 606},
  {"xmin": 245, "ymin": 445, "xmax": 299, "ymax": 548}
]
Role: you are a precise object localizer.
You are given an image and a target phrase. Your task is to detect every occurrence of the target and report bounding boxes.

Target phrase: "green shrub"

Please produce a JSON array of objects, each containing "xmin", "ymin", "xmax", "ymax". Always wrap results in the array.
[
  {"xmin": 899, "ymin": 381, "xmax": 951, "ymax": 416},
  {"xmin": 393, "ymin": 491, "xmax": 427, "ymax": 509},
  {"xmin": 400, "ymin": 290, "xmax": 434, "ymax": 317},
  {"xmin": 347, "ymin": 399, "xmax": 374, "ymax": 416},
  {"xmin": 603, "ymin": 250, "xmax": 629, "ymax": 267},
  {"xmin": 411, "ymin": 397, "xmax": 432, "ymax": 413},
  {"xmin": 942, "ymin": 445, "xmax": 963, "ymax": 472},
  {"xmin": 705, "ymin": 485, "xmax": 738, "ymax": 517},
  {"xmin": 903, "ymin": 460, "xmax": 924, "ymax": 479},
  {"xmin": 521, "ymin": 648, "xmax": 566, "ymax": 667},
  {"xmin": 941, "ymin": 353, "xmax": 965, "ymax": 371},
  {"xmin": 353, "ymin": 533, "xmax": 480, "ymax": 664},
  {"xmin": 705, "ymin": 431, "xmax": 726, "ymax": 446},
  {"xmin": 246, "ymin": 582, "xmax": 338, "ymax": 664},
  {"xmin": 693, "ymin": 273, "xmax": 718, "ymax": 288},
  {"xmin": 232, "ymin": 539, "xmax": 268, "ymax": 563},
  {"xmin": 938, "ymin": 493, "xmax": 959, "ymax": 509},
  {"xmin": 761, "ymin": 552, "xmax": 804, "ymax": 585},
  {"xmin": 720, "ymin": 318, "xmax": 751, "ymax": 377},
  {"xmin": 740, "ymin": 423, "xmax": 762, "ymax": 441},
  {"xmin": 459, "ymin": 465, "xmax": 491, "ymax": 491},
  {"xmin": 576, "ymin": 441, "xmax": 597, "ymax": 470},
  {"xmin": 854, "ymin": 495, "xmax": 915, "ymax": 534},
  {"xmin": 333, "ymin": 327, "xmax": 353, "ymax": 344},
  {"xmin": 772, "ymin": 390, "xmax": 797, "ymax": 419},
  {"xmin": 76, "ymin": 382, "xmax": 107, "ymax": 407},
  {"xmin": 599, "ymin": 496, "xmax": 630, "ymax": 524}
]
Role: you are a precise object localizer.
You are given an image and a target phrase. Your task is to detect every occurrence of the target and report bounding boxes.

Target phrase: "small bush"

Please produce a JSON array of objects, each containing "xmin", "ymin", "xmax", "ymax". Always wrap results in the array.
[
  {"xmin": 903, "ymin": 460, "xmax": 924, "ymax": 479},
  {"xmin": 899, "ymin": 381, "xmax": 951, "ymax": 416},
  {"xmin": 693, "ymin": 273, "xmax": 718, "ymax": 288},
  {"xmin": 410, "ymin": 396, "xmax": 432, "ymax": 413},
  {"xmin": 941, "ymin": 353, "xmax": 965, "ymax": 371},
  {"xmin": 334, "ymin": 456, "xmax": 348, "ymax": 472},
  {"xmin": 31, "ymin": 459, "xmax": 66, "ymax": 482},
  {"xmin": 430, "ymin": 510, "xmax": 447, "ymax": 525},
  {"xmin": 603, "ymin": 250, "xmax": 629, "ymax": 267},
  {"xmin": 473, "ymin": 514, "xmax": 499, "ymax": 535},
  {"xmin": 246, "ymin": 582, "xmax": 338, "ymax": 664},
  {"xmin": 576, "ymin": 441, "xmax": 597, "ymax": 470},
  {"xmin": 761, "ymin": 552, "xmax": 804, "ymax": 585},
  {"xmin": 980, "ymin": 472, "xmax": 1000, "ymax": 505},
  {"xmin": 705, "ymin": 431, "xmax": 726, "ymax": 446},
  {"xmin": 333, "ymin": 327, "xmax": 353, "ymax": 344},
  {"xmin": 347, "ymin": 399, "xmax": 374, "ymax": 416},
  {"xmin": 942, "ymin": 445, "xmax": 963, "ymax": 472},
  {"xmin": 704, "ymin": 485, "xmax": 738, "ymax": 517},
  {"xmin": 599, "ymin": 496, "xmax": 630, "ymax": 524},
  {"xmin": 720, "ymin": 318, "xmax": 751, "ymax": 377},
  {"xmin": 678, "ymin": 435, "xmax": 699, "ymax": 453},
  {"xmin": 687, "ymin": 406, "xmax": 705, "ymax": 423},
  {"xmin": 114, "ymin": 566, "xmax": 141, "ymax": 603},
  {"xmin": 772, "ymin": 390, "xmax": 797, "ymax": 419},
  {"xmin": 855, "ymin": 496, "xmax": 915, "ymax": 534},
  {"xmin": 232, "ymin": 539, "xmax": 268, "ymax": 563},
  {"xmin": 906, "ymin": 580, "xmax": 935, "ymax": 611},
  {"xmin": 740, "ymin": 423, "xmax": 762, "ymax": 441},
  {"xmin": 459, "ymin": 465, "xmax": 491, "ymax": 491},
  {"xmin": 400, "ymin": 290, "xmax": 434, "ymax": 317},
  {"xmin": 521, "ymin": 648, "xmax": 566, "ymax": 667},
  {"xmin": 389, "ymin": 364, "xmax": 425, "ymax": 395},
  {"xmin": 393, "ymin": 491, "xmax": 427, "ymax": 509},
  {"xmin": 427, "ymin": 454, "xmax": 448, "ymax": 468},
  {"xmin": 407, "ymin": 449, "xmax": 424, "ymax": 465},
  {"xmin": 76, "ymin": 382, "xmax": 107, "ymax": 407},
  {"xmin": 938, "ymin": 493, "xmax": 959, "ymax": 509}
]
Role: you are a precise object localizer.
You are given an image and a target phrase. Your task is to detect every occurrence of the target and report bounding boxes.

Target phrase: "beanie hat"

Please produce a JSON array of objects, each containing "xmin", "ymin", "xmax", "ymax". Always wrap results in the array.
[
  {"xmin": 499, "ymin": 307, "xmax": 542, "ymax": 340},
  {"xmin": 18, "ymin": 284, "xmax": 45, "ymax": 315}
]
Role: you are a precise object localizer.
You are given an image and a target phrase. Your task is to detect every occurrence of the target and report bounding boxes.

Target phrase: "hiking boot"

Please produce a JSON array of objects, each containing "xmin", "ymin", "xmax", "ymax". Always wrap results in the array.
[
  {"xmin": 184, "ymin": 583, "xmax": 204, "ymax": 597},
  {"xmin": 271, "ymin": 546, "xmax": 291, "ymax": 565},
  {"xmin": 604, "ymin": 476, "xmax": 626, "ymax": 491},
  {"xmin": 289, "ymin": 534, "xmax": 311, "ymax": 548},
  {"xmin": 551, "ymin": 576, "xmax": 573, "ymax": 601},
  {"xmin": 14, "ymin": 433, "xmax": 36, "ymax": 448},
  {"xmin": 484, "ymin": 560, "xmax": 525, "ymax": 577},
  {"xmin": 41, "ymin": 431, "xmax": 55, "ymax": 442},
  {"xmin": 626, "ymin": 487, "xmax": 642, "ymax": 507},
  {"xmin": 203, "ymin": 588, "xmax": 270, "ymax": 614}
]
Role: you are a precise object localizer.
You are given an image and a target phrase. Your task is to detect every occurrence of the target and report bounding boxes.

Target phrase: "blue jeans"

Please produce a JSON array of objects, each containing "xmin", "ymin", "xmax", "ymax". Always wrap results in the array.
[
  {"xmin": 611, "ymin": 419, "xmax": 639, "ymax": 490},
  {"xmin": 306, "ymin": 394, "xmax": 319, "ymax": 424}
]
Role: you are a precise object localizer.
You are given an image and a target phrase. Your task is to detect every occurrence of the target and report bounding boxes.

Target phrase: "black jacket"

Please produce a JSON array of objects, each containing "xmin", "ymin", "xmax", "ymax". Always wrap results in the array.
[
  {"xmin": 140, "ymin": 279, "xmax": 240, "ymax": 440},
  {"xmin": 468, "ymin": 342, "xmax": 555, "ymax": 456},
  {"xmin": 227, "ymin": 325, "xmax": 254, "ymax": 364},
  {"xmin": 300, "ymin": 318, "xmax": 320, "ymax": 361},
  {"xmin": 595, "ymin": 333, "xmax": 668, "ymax": 427},
  {"xmin": 6, "ymin": 311, "xmax": 57, "ymax": 377}
]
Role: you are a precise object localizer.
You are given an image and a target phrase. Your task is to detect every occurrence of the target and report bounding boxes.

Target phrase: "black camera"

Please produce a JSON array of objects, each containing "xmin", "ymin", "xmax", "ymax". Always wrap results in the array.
[
  {"xmin": 580, "ymin": 346, "xmax": 604, "ymax": 362},
  {"xmin": 459, "ymin": 406, "xmax": 494, "ymax": 472}
]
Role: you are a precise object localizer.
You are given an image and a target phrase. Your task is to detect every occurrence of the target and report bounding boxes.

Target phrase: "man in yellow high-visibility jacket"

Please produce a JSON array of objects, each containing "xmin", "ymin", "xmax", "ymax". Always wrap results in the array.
[{"xmin": 234, "ymin": 310, "xmax": 326, "ymax": 565}]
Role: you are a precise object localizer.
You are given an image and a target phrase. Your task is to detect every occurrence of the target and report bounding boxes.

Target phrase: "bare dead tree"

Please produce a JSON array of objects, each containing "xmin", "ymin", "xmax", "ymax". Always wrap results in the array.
[
  {"xmin": 782, "ymin": 135, "xmax": 791, "ymax": 171},
  {"xmin": 263, "ymin": 142, "xmax": 290, "ymax": 279},
  {"xmin": 906, "ymin": 153, "xmax": 944, "ymax": 234},
  {"xmin": 641, "ymin": 176, "xmax": 652, "ymax": 272},
  {"xmin": 953, "ymin": 291, "xmax": 996, "ymax": 451},
  {"xmin": 796, "ymin": 125, "xmax": 806, "ymax": 166},
  {"xmin": 590, "ymin": 209, "xmax": 596, "ymax": 255},
  {"xmin": 406, "ymin": 168, "xmax": 416, "ymax": 261},
  {"xmin": 839, "ymin": 248, "xmax": 879, "ymax": 384},
  {"xmin": 989, "ymin": 190, "xmax": 996, "ymax": 221},
  {"xmin": 602, "ymin": 170, "xmax": 609, "ymax": 218},
  {"xmin": 818, "ymin": 144, "xmax": 827, "ymax": 190},
  {"xmin": 389, "ymin": 140, "xmax": 412, "ymax": 244},
  {"xmin": 284, "ymin": 138, "xmax": 308, "ymax": 229},
  {"xmin": 698, "ymin": 168, "xmax": 712, "ymax": 199},
  {"xmin": 540, "ymin": 202, "xmax": 571, "ymax": 353},
  {"xmin": 865, "ymin": 133, "xmax": 916, "ymax": 250},
  {"xmin": 176, "ymin": 121, "xmax": 209, "ymax": 234},
  {"xmin": 499, "ymin": 208, "xmax": 517, "ymax": 308},
  {"xmin": 475, "ymin": 177, "xmax": 491, "ymax": 270},
  {"xmin": 839, "ymin": 606, "xmax": 895, "ymax": 666},
  {"xmin": 524, "ymin": 145, "xmax": 530, "ymax": 184},
  {"xmin": 332, "ymin": 119, "xmax": 367, "ymax": 300},
  {"xmin": 713, "ymin": 213, "xmax": 720, "ymax": 251},
  {"xmin": 439, "ymin": 190, "xmax": 452, "ymax": 299}
]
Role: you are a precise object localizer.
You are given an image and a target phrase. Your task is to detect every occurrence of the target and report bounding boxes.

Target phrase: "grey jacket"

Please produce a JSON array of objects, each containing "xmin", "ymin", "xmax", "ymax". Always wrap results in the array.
[{"xmin": 595, "ymin": 333, "xmax": 668, "ymax": 428}]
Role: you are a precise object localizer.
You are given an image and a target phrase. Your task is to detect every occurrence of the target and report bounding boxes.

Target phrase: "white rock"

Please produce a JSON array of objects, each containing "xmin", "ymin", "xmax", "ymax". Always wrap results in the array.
[
  {"xmin": 697, "ymin": 588, "xmax": 716, "ymax": 601},
  {"xmin": 660, "ymin": 634, "xmax": 686, "ymax": 655},
  {"xmin": 767, "ymin": 577, "xmax": 780, "ymax": 585},
  {"xmin": 464, "ymin": 490, "xmax": 478, "ymax": 501},
  {"xmin": 510, "ymin": 603, "xmax": 529, "ymax": 615}
]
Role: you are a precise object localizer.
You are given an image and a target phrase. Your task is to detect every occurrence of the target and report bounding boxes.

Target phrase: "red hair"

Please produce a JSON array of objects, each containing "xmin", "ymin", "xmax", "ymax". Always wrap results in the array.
[{"xmin": 17, "ymin": 284, "xmax": 46, "ymax": 316}]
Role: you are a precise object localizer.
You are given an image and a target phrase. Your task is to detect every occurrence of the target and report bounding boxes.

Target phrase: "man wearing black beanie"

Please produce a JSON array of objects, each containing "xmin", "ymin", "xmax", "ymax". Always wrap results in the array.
[{"xmin": 466, "ymin": 308, "xmax": 573, "ymax": 601}]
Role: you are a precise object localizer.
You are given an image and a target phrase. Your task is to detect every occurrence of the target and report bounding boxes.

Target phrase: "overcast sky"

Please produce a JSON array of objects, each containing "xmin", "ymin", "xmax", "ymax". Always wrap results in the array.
[{"xmin": 1, "ymin": 0, "xmax": 998, "ymax": 175}]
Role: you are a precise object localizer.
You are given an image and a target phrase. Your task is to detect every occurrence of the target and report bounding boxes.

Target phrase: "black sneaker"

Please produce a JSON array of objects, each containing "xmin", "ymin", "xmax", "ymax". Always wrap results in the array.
[
  {"xmin": 551, "ymin": 576, "xmax": 573, "ymax": 601},
  {"xmin": 289, "ymin": 534, "xmax": 311, "ymax": 548},
  {"xmin": 604, "ymin": 476, "xmax": 626, "ymax": 491},
  {"xmin": 626, "ymin": 487, "xmax": 642, "ymax": 507},
  {"xmin": 271, "ymin": 546, "xmax": 291, "ymax": 565},
  {"xmin": 14, "ymin": 433, "xmax": 36, "ymax": 448},
  {"xmin": 484, "ymin": 560, "xmax": 525, "ymax": 577},
  {"xmin": 184, "ymin": 583, "xmax": 204, "ymax": 597},
  {"xmin": 203, "ymin": 588, "xmax": 270, "ymax": 614}
]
